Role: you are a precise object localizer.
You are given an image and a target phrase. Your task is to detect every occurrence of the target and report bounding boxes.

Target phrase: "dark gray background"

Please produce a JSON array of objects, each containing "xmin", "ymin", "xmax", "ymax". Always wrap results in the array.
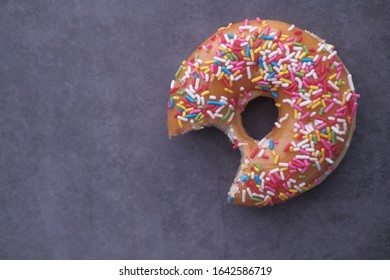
[{"xmin": 0, "ymin": 0, "xmax": 389, "ymax": 259}]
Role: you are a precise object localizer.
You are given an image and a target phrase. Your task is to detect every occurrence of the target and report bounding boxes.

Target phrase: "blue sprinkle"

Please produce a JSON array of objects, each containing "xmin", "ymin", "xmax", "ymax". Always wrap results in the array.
[
  {"xmin": 258, "ymin": 58, "xmax": 264, "ymax": 68},
  {"xmin": 302, "ymin": 58, "xmax": 313, "ymax": 63},
  {"xmin": 271, "ymin": 92, "xmax": 278, "ymax": 98},
  {"xmin": 207, "ymin": 101, "xmax": 224, "ymax": 106},
  {"xmin": 228, "ymin": 32, "xmax": 234, "ymax": 38},
  {"xmin": 241, "ymin": 175, "xmax": 249, "ymax": 181},
  {"xmin": 261, "ymin": 86, "xmax": 270, "ymax": 91},
  {"xmin": 178, "ymin": 107, "xmax": 183, "ymax": 112},
  {"xmin": 322, "ymin": 129, "xmax": 327, "ymax": 133},
  {"xmin": 215, "ymin": 61, "xmax": 221, "ymax": 66},
  {"xmin": 246, "ymin": 45, "xmax": 250, "ymax": 57},
  {"xmin": 255, "ymin": 174, "xmax": 261, "ymax": 184},
  {"xmin": 270, "ymin": 140, "xmax": 274, "ymax": 150},
  {"xmin": 185, "ymin": 114, "xmax": 197, "ymax": 119},
  {"xmin": 194, "ymin": 73, "xmax": 199, "ymax": 79},
  {"xmin": 169, "ymin": 98, "xmax": 174, "ymax": 109},
  {"xmin": 262, "ymin": 35, "xmax": 274, "ymax": 40},
  {"xmin": 227, "ymin": 196, "xmax": 235, "ymax": 203},
  {"xmin": 185, "ymin": 95, "xmax": 195, "ymax": 103},
  {"xmin": 221, "ymin": 52, "xmax": 225, "ymax": 56},
  {"xmin": 222, "ymin": 66, "xmax": 231, "ymax": 75},
  {"xmin": 271, "ymin": 61, "xmax": 278, "ymax": 67},
  {"xmin": 269, "ymin": 72, "xmax": 275, "ymax": 79}
]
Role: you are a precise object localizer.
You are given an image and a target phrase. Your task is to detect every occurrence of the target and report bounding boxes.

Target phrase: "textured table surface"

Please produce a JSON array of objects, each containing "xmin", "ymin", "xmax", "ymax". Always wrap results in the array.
[{"xmin": 0, "ymin": 0, "xmax": 389, "ymax": 259}]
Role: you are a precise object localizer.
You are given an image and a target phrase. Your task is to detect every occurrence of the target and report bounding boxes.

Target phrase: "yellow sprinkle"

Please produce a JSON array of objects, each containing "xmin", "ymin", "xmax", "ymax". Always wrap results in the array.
[
  {"xmin": 321, "ymin": 100, "xmax": 327, "ymax": 108},
  {"xmin": 280, "ymin": 78, "xmax": 292, "ymax": 84},
  {"xmin": 302, "ymin": 135, "xmax": 308, "ymax": 139},
  {"xmin": 240, "ymin": 50, "xmax": 245, "ymax": 56},
  {"xmin": 250, "ymin": 50, "xmax": 254, "ymax": 61},
  {"xmin": 289, "ymin": 189, "xmax": 298, "ymax": 194},
  {"xmin": 254, "ymin": 167, "xmax": 260, "ymax": 172},
  {"xmin": 328, "ymin": 73, "xmax": 337, "ymax": 80},
  {"xmin": 251, "ymin": 76, "xmax": 263, "ymax": 83},
  {"xmin": 316, "ymin": 130, "xmax": 321, "ymax": 141},
  {"xmin": 204, "ymin": 60, "xmax": 214, "ymax": 64},
  {"xmin": 173, "ymin": 96, "xmax": 179, "ymax": 100},
  {"xmin": 177, "ymin": 104, "xmax": 186, "ymax": 110},
  {"xmin": 254, "ymin": 46, "xmax": 262, "ymax": 54},
  {"xmin": 275, "ymin": 103, "xmax": 281, "ymax": 107},
  {"xmin": 289, "ymin": 146, "xmax": 294, "ymax": 152},
  {"xmin": 178, "ymin": 119, "xmax": 182, "ymax": 128},
  {"xmin": 310, "ymin": 85, "xmax": 319, "ymax": 90},
  {"xmin": 217, "ymin": 72, "xmax": 224, "ymax": 80},
  {"xmin": 224, "ymin": 88, "xmax": 233, "ymax": 94},
  {"xmin": 321, "ymin": 148, "xmax": 325, "ymax": 158},
  {"xmin": 271, "ymin": 43, "xmax": 277, "ymax": 50},
  {"xmin": 182, "ymin": 60, "xmax": 186, "ymax": 65},
  {"xmin": 274, "ymin": 155, "xmax": 280, "ymax": 164},
  {"xmin": 312, "ymin": 101, "xmax": 321, "ymax": 109},
  {"xmin": 293, "ymin": 134, "xmax": 299, "ymax": 139},
  {"xmin": 294, "ymin": 109, "xmax": 298, "ymax": 119},
  {"xmin": 322, "ymin": 94, "xmax": 331, "ymax": 98},
  {"xmin": 320, "ymin": 133, "xmax": 328, "ymax": 138},
  {"xmin": 210, "ymin": 73, "xmax": 215, "ymax": 82},
  {"xmin": 185, "ymin": 107, "xmax": 194, "ymax": 112},
  {"xmin": 299, "ymin": 52, "xmax": 307, "ymax": 60},
  {"xmin": 280, "ymin": 167, "xmax": 288, "ymax": 172},
  {"xmin": 272, "ymin": 150, "xmax": 276, "ymax": 157}
]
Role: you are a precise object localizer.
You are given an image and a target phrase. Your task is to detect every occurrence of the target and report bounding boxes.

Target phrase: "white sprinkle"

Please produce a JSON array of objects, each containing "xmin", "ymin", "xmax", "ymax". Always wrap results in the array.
[
  {"xmin": 206, "ymin": 110, "xmax": 215, "ymax": 119},
  {"xmin": 275, "ymin": 122, "xmax": 281, "ymax": 128},
  {"xmin": 246, "ymin": 67, "xmax": 251, "ymax": 79},
  {"xmin": 260, "ymin": 172, "xmax": 266, "ymax": 180},
  {"xmin": 227, "ymin": 112, "xmax": 235, "ymax": 123},
  {"xmin": 267, "ymin": 191, "xmax": 275, "ymax": 196},
  {"xmin": 246, "ymin": 187, "xmax": 253, "ymax": 197},
  {"xmin": 242, "ymin": 190, "xmax": 246, "ymax": 203},
  {"xmin": 294, "ymin": 185, "xmax": 303, "ymax": 192},
  {"xmin": 215, "ymin": 113, "xmax": 223, "ymax": 118},
  {"xmin": 295, "ymin": 77, "xmax": 303, "ymax": 89},
  {"xmin": 177, "ymin": 116, "xmax": 188, "ymax": 122},
  {"xmin": 249, "ymin": 26, "xmax": 257, "ymax": 33},
  {"xmin": 299, "ymin": 182, "xmax": 306, "ymax": 188},
  {"xmin": 346, "ymin": 92, "xmax": 352, "ymax": 102},
  {"xmin": 170, "ymin": 80, "xmax": 175, "ymax": 89},
  {"xmin": 240, "ymin": 87, "xmax": 245, "ymax": 91},
  {"xmin": 239, "ymin": 25, "xmax": 253, "ymax": 30},
  {"xmin": 209, "ymin": 95, "xmax": 216, "ymax": 100},
  {"xmin": 279, "ymin": 113, "xmax": 289, "ymax": 123},
  {"xmin": 312, "ymin": 88, "xmax": 323, "ymax": 95},
  {"xmin": 327, "ymin": 51, "xmax": 337, "ymax": 60},
  {"xmin": 325, "ymin": 157, "xmax": 334, "ymax": 164},
  {"xmin": 328, "ymin": 80, "xmax": 340, "ymax": 91},
  {"xmin": 299, "ymin": 100, "xmax": 312, "ymax": 107},
  {"xmin": 194, "ymin": 78, "xmax": 200, "ymax": 90},
  {"xmin": 288, "ymin": 24, "xmax": 295, "ymax": 31},
  {"xmin": 279, "ymin": 162, "xmax": 289, "ymax": 167},
  {"xmin": 213, "ymin": 56, "xmax": 226, "ymax": 63},
  {"xmin": 235, "ymin": 74, "xmax": 243, "ymax": 81},
  {"xmin": 336, "ymin": 136, "xmax": 345, "ymax": 142},
  {"xmin": 270, "ymin": 168, "xmax": 279, "ymax": 174},
  {"xmin": 202, "ymin": 45, "xmax": 208, "ymax": 51},
  {"xmin": 205, "ymin": 74, "xmax": 209, "ymax": 82},
  {"xmin": 347, "ymin": 74, "xmax": 355, "ymax": 91},
  {"xmin": 313, "ymin": 54, "xmax": 319, "ymax": 62},
  {"xmin": 258, "ymin": 149, "xmax": 265, "ymax": 158}
]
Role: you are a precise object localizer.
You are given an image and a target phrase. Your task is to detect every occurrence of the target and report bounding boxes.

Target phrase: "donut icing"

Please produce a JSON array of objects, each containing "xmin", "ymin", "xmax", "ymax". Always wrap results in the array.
[{"xmin": 167, "ymin": 19, "xmax": 359, "ymax": 207}]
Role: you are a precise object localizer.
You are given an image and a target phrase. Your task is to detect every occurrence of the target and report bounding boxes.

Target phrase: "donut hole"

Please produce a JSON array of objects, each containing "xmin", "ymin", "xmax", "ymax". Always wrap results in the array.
[{"xmin": 241, "ymin": 97, "xmax": 278, "ymax": 141}]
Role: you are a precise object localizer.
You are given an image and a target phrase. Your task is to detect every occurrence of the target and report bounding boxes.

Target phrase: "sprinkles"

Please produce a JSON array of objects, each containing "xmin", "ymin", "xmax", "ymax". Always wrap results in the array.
[{"xmin": 168, "ymin": 19, "xmax": 359, "ymax": 207}]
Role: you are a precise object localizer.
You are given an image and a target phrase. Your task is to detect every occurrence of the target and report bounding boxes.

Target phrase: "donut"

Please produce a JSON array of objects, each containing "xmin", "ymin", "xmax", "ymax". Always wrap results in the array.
[{"xmin": 167, "ymin": 18, "xmax": 359, "ymax": 207}]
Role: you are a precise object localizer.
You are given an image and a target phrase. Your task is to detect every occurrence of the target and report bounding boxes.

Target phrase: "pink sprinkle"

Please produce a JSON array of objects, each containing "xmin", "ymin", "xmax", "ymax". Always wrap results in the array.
[
  {"xmin": 268, "ymin": 173, "xmax": 276, "ymax": 184},
  {"xmin": 244, "ymin": 19, "xmax": 249, "ymax": 25},
  {"xmin": 264, "ymin": 26, "xmax": 270, "ymax": 35},
  {"xmin": 286, "ymin": 37, "xmax": 294, "ymax": 43},
  {"xmin": 321, "ymin": 139, "xmax": 331, "ymax": 151},
  {"xmin": 256, "ymin": 17, "xmax": 261, "ymax": 22},
  {"xmin": 301, "ymin": 112, "xmax": 310, "ymax": 119},
  {"xmin": 317, "ymin": 122, "xmax": 327, "ymax": 130},
  {"xmin": 216, "ymin": 48, "xmax": 221, "ymax": 56},
  {"xmin": 293, "ymin": 104, "xmax": 303, "ymax": 112},
  {"xmin": 336, "ymin": 106, "xmax": 347, "ymax": 113},
  {"xmin": 350, "ymin": 102, "xmax": 358, "ymax": 119},
  {"xmin": 324, "ymin": 102, "xmax": 335, "ymax": 113}
]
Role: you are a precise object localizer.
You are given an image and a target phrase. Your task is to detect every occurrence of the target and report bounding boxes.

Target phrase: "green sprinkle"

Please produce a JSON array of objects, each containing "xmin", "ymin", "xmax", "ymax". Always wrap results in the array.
[
  {"xmin": 299, "ymin": 175, "xmax": 307, "ymax": 179},
  {"xmin": 330, "ymin": 64, "xmax": 335, "ymax": 70},
  {"xmin": 313, "ymin": 134, "xmax": 318, "ymax": 144},
  {"xmin": 293, "ymin": 42, "xmax": 302, "ymax": 46},
  {"xmin": 298, "ymin": 89, "xmax": 306, "ymax": 93},
  {"xmin": 177, "ymin": 90, "xmax": 186, "ymax": 95},
  {"xmin": 195, "ymin": 113, "xmax": 203, "ymax": 121},
  {"xmin": 195, "ymin": 53, "xmax": 198, "ymax": 61},
  {"xmin": 257, "ymin": 32, "xmax": 264, "ymax": 39},
  {"xmin": 254, "ymin": 163, "xmax": 263, "ymax": 171},
  {"xmin": 295, "ymin": 72, "xmax": 304, "ymax": 77},
  {"xmin": 250, "ymin": 197, "xmax": 263, "ymax": 202},
  {"xmin": 338, "ymin": 78, "xmax": 342, "ymax": 86},
  {"xmin": 175, "ymin": 65, "xmax": 183, "ymax": 78},
  {"xmin": 331, "ymin": 131, "xmax": 336, "ymax": 145},
  {"xmin": 303, "ymin": 45, "xmax": 309, "ymax": 54},
  {"xmin": 319, "ymin": 107, "xmax": 324, "ymax": 115},
  {"xmin": 268, "ymin": 65, "xmax": 273, "ymax": 72},
  {"xmin": 221, "ymin": 108, "xmax": 231, "ymax": 121},
  {"xmin": 251, "ymin": 35, "xmax": 256, "ymax": 40},
  {"xmin": 327, "ymin": 91, "xmax": 333, "ymax": 96}
]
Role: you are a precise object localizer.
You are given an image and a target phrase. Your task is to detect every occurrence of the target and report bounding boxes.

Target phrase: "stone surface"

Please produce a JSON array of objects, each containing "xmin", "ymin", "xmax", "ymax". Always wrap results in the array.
[{"xmin": 0, "ymin": 0, "xmax": 389, "ymax": 259}]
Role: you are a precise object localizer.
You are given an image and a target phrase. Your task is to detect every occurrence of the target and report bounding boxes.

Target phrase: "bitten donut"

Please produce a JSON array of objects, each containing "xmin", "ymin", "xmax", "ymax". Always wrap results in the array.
[{"xmin": 167, "ymin": 18, "xmax": 359, "ymax": 207}]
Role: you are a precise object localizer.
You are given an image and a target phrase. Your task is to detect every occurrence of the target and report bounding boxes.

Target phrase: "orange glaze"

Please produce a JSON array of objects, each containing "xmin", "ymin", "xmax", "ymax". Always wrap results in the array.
[{"xmin": 167, "ymin": 19, "xmax": 358, "ymax": 207}]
